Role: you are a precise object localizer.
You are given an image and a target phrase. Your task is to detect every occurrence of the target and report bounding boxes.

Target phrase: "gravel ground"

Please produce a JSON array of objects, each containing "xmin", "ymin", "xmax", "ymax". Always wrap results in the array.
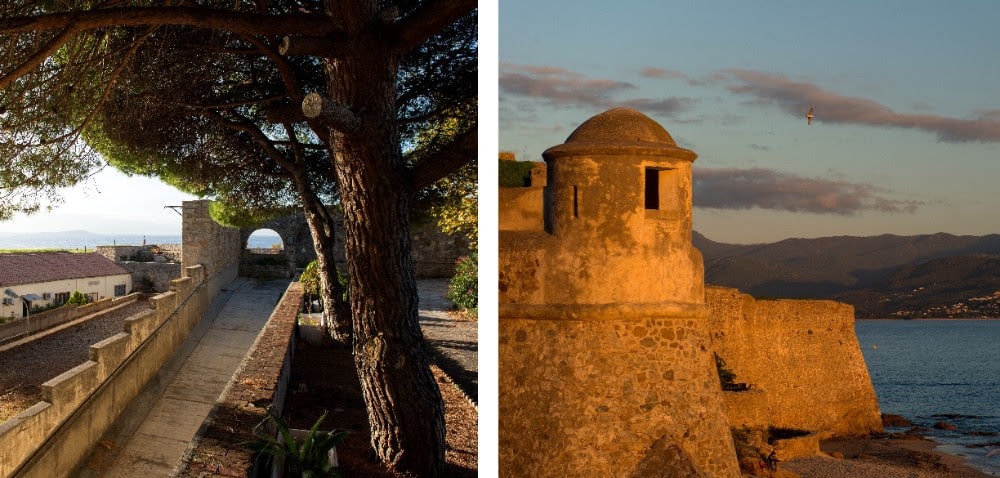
[
  {"xmin": 0, "ymin": 299, "xmax": 152, "ymax": 420},
  {"xmin": 418, "ymin": 278, "xmax": 478, "ymax": 405}
]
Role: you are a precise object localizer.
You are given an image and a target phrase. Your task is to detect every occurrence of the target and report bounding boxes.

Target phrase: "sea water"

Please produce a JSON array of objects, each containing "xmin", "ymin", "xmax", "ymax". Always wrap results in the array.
[
  {"xmin": 856, "ymin": 319, "xmax": 1000, "ymax": 475},
  {"xmin": 0, "ymin": 232, "xmax": 280, "ymax": 251}
]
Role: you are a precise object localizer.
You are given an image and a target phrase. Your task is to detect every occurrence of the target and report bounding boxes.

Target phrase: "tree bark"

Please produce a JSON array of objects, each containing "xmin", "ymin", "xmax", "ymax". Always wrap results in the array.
[
  {"xmin": 320, "ymin": 4, "xmax": 445, "ymax": 473},
  {"xmin": 299, "ymin": 195, "xmax": 352, "ymax": 344}
]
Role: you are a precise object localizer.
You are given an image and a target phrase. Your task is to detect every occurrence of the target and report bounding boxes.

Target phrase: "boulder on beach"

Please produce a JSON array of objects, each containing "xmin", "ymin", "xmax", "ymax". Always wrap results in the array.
[
  {"xmin": 933, "ymin": 421, "xmax": 958, "ymax": 431},
  {"xmin": 881, "ymin": 414, "xmax": 912, "ymax": 427}
]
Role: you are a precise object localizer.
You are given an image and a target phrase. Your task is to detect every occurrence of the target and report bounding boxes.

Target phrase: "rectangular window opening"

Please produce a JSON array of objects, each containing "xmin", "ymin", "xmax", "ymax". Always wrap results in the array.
[{"xmin": 645, "ymin": 168, "xmax": 660, "ymax": 210}]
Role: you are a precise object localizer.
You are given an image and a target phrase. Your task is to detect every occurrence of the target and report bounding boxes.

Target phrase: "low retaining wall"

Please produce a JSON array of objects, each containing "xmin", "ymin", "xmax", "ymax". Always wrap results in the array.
[
  {"xmin": 177, "ymin": 282, "xmax": 303, "ymax": 476},
  {"xmin": 0, "ymin": 264, "xmax": 236, "ymax": 478},
  {"xmin": 0, "ymin": 294, "xmax": 140, "ymax": 344}
]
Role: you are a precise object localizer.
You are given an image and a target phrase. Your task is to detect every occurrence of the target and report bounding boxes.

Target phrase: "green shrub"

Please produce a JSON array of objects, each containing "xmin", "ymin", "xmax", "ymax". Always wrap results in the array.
[
  {"xmin": 244, "ymin": 410, "xmax": 348, "ymax": 477},
  {"xmin": 66, "ymin": 291, "xmax": 90, "ymax": 306},
  {"xmin": 499, "ymin": 159, "xmax": 536, "ymax": 187},
  {"xmin": 447, "ymin": 253, "xmax": 477, "ymax": 317},
  {"xmin": 300, "ymin": 260, "xmax": 349, "ymax": 303},
  {"xmin": 137, "ymin": 276, "xmax": 156, "ymax": 293}
]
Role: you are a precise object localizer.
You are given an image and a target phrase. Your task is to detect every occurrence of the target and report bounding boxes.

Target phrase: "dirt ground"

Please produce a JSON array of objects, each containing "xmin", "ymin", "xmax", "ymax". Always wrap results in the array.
[{"xmin": 282, "ymin": 341, "xmax": 477, "ymax": 477}]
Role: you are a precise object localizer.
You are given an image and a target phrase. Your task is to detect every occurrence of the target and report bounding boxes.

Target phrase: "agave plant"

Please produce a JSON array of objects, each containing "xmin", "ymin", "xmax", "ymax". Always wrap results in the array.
[{"xmin": 245, "ymin": 409, "xmax": 349, "ymax": 478}]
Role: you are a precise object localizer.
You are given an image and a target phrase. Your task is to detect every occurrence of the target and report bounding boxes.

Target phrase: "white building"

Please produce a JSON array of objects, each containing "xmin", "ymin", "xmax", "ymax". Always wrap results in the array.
[{"xmin": 0, "ymin": 252, "xmax": 132, "ymax": 320}]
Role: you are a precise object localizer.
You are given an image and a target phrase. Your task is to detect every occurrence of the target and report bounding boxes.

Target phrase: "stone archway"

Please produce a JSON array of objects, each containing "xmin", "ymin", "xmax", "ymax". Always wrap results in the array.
[
  {"xmin": 239, "ymin": 208, "xmax": 469, "ymax": 278},
  {"xmin": 239, "ymin": 212, "xmax": 318, "ymax": 270}
]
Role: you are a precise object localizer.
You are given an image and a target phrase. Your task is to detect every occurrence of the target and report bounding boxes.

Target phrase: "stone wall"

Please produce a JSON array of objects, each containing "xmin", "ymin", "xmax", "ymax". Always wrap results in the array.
[
  {"xmin": 118, "ymin": 262, "xmax": 183, "ymax": 293},
  {"xmin": 410, "ymin": 222, "xmax": 472, "ymax": 278},
  {"xmin": 182, "ymin": 200, "xmax": 241, "ymax": 281},
  {"xmin": 501, "ymin": 310, "xmax": 739, "ymax": 476},
  {"xmin": 0, "ymin": 294, "xmax": 139, "ymax": 344},
  {"xmin": 242, "ymin": 209, "xmax": 471, "ymax": 279},
  {"xmin": 706, "ymin": 286, "xmax": 883, "ymax": 437},
  {"xmin": 95, "ymin": 244, "xmax": 182, "ymax": 264},
  {"xmin": 499, "ymin": 109, "xmax": 741, "ymax": 477},
  {"xmin": 0, "ymin": 265, "xmax": 211, "ymax": 477}
]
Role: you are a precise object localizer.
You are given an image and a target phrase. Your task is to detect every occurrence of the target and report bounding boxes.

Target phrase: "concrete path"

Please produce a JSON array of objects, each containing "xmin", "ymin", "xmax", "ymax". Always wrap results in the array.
[
  {"xmin": 73, "ymin": 277, "xmax": 473, "ymax": 476},
  {"xmin": 79, "ymin": 278, "xmax": 290, "ymax": 478},
  {"xmin": 418, "ymin": 279, "xmax": 478, "ymax": 404}
]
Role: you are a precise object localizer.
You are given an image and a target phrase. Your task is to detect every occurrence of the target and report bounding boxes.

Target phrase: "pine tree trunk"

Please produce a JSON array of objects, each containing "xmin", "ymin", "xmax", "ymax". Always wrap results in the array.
[
  {"xmin": 291, "ymin": 169, "xmax": 353, "ymax": 345},
  {"xmin": 321, "ymin": 15, "xmax": 446, "ymax": 474},
  {"xmin": 300, "ymin": 197, "xmax": 352, "ymax": 344}
]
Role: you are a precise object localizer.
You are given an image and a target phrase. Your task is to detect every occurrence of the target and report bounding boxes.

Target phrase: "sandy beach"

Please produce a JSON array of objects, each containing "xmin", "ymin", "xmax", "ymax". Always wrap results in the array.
[{"xmin": 782, "ymin": 437, "xmax": 995, "ymax": 478}]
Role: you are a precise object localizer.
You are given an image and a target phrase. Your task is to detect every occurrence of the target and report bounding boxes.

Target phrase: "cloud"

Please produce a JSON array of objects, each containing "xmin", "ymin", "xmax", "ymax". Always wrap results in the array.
[
  {"xmin": 638, "ymin": 67, "xmax": 688, "ymax": 80},
  {"xmin": 693, "ymin": 167, "xmax": 922, "ymax": 215},
  {"xmin": 719, "ymin": 69, "xmax": 1000, "ymax": 142},
  {"xmin": 500, "ymin": 63, "xmax": 696, "ymax": 116}
]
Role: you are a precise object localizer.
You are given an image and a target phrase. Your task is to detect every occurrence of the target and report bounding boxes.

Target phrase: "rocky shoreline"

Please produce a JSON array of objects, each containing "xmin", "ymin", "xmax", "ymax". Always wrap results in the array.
[
  {"xmin": 775, "ymin": 414, "xmax": 999, "ymax": 478},
  {"xmin": 783, "ymin": 436, "xmax": 995, "ymax": 478}
]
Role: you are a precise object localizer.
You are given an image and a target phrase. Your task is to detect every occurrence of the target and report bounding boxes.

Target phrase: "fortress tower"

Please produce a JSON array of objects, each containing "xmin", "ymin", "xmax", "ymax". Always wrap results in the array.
[{"xmin": 499, "ymin": 108, "xmax": 740, "ymax": 476}]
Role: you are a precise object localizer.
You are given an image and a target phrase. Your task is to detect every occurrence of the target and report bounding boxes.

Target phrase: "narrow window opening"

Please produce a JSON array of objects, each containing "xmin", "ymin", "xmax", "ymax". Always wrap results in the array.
[
  {"xmin": 573, "ymin": 185, "xmax": 579, "ymax": 218},
  {"xmin": 645, "ymin": 168, "xmax": 660, "ymax": 210}
]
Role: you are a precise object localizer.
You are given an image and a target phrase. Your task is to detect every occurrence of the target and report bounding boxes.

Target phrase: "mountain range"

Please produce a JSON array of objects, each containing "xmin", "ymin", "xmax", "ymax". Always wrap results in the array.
[{"xmin": 694, "ymin": 232, "xmax": 1000, "ymax": 318}]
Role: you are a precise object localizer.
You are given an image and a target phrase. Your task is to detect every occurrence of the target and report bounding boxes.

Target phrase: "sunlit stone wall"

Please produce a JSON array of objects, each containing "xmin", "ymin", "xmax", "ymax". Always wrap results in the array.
[
  {"xmin": 499, "ymin": 108, "xmax": 741, "ymax": 477},
  {"xmin": 706, "ymin": 286, "xmax": 884, "ymax": 437}
]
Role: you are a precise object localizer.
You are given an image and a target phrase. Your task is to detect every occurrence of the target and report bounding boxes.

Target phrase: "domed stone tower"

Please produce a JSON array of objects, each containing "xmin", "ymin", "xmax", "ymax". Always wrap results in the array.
[
  {"xmin": 499, "ymin": 108, "xmax": 740, "ymax": 477},
  {"xmin": 540, "ymin": 107, "xmax": 703, "ymax": 305}
]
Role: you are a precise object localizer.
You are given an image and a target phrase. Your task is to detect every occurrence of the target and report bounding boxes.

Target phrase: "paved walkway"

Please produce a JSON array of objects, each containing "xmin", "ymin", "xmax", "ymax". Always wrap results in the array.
[
  {"xmin": 417, "ymin": 279, "xmax": 478, "ymax": 404},
  {"xmin": 79, "ymin": 278, "xmax": 289, "ymax": 477},
  {"xmin": 74, "ymin": 277, "xmax": 475, "ymax": 476}
]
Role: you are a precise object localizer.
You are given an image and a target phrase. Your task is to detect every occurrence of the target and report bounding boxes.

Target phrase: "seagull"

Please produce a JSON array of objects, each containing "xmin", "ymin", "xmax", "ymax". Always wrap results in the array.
[{"xmin": 805, "ymin": 106, "xmax": 814, "ymax": 126}]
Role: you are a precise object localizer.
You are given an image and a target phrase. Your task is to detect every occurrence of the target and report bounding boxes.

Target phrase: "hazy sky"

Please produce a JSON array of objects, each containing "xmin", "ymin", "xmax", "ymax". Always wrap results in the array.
[
  {"xmin": 500, "ymin": 0, "xmax": 1000, "ymax": 244},
  {"xmin": 1, "ymin": 168, "xmax": 197, "ymax": 235}
]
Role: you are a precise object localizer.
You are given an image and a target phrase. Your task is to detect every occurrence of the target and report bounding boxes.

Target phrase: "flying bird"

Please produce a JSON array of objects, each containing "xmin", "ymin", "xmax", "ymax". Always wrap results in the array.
[{"xmin": 805, "ymin": 106, "xmax": 814, "ymax": 126}]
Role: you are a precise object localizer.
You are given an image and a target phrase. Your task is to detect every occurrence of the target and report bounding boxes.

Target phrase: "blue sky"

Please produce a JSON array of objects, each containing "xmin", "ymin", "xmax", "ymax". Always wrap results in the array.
[{"xmin": 500, "ymin": 0, "xmax": 1000, "ymax": 243}]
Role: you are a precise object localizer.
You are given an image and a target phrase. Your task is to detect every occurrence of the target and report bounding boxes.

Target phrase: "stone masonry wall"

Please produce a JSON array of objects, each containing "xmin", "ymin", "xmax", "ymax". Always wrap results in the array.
[
  {"xmin": 500, "ymin": 313, "xmax": 740, "ymax": 477},
  {"xmin": 119, "ymin": 262, "xmax": 183, "ymax": 293},
  {"xmin": 0, "ymin": 265, "xmax": 210, "ymax": 477},
  {"xmin": 706, "ymin": 286, "xmax": 883, "ymax": 437},
  {"xmin": 0, "ymin": 199, "xmax": 239, "ymax": 477},
  {"xmin": 182, "ymin": 200, "xmax": 241, "ymax": 281}
]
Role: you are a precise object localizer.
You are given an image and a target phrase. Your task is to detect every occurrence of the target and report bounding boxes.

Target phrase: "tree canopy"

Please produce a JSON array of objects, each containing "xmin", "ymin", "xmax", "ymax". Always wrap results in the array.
[{"xmin": 0, "ymin": 1, "xmax": 476, "ymax": 476}]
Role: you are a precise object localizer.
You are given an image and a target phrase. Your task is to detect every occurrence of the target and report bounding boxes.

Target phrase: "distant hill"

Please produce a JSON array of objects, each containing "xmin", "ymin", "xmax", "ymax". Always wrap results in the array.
[{"xmin": 694, "ymin": 232, "xmax": 1000, "ymax": 317}]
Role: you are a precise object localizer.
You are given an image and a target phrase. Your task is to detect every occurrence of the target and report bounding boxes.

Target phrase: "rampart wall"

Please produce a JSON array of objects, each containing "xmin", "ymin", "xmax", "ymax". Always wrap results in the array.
[
  {"xmin": 0, "ymin": 294, "xmax": 139, "ymax": 344},
  {"xmin": 0, "ymin": 266, "xmax": 210, "ymax": 477},
  {"xmin": 705, "ymin": 286, "xmax": 883, "ymax": 437},
  {"xmin": 95, "ymin": 245, "xmax": 182, "ymax": 264},
  {"xmin": 0, "ymin": 199, "xmax": 240, "ymax": 477},
  {"xmin": 182, "ymin": 200, "xmax": 241, "ymax": 283}
]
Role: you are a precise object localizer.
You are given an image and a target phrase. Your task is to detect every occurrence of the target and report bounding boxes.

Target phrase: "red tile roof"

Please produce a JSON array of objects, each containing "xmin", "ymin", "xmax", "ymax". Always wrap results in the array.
[{"xmin": 0, "ymin": 252, "xmax": 129, "ymax": 287}]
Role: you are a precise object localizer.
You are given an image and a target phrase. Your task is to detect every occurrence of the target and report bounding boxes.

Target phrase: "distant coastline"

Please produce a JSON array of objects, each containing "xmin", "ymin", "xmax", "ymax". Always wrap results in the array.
[{"xmin": 0, "ymin": 230, "xmax": 280, "ymax": 251}]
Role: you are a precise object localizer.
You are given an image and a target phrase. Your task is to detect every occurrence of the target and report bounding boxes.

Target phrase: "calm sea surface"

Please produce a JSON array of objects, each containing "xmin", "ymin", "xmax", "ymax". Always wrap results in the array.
[
  {"xmin": 0, "ymin": 232, "xmax": 279, "ymax": 251},
  {"xmin": 856, "ymin": 319, "xmax": 1000, "ymax": 475}
]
